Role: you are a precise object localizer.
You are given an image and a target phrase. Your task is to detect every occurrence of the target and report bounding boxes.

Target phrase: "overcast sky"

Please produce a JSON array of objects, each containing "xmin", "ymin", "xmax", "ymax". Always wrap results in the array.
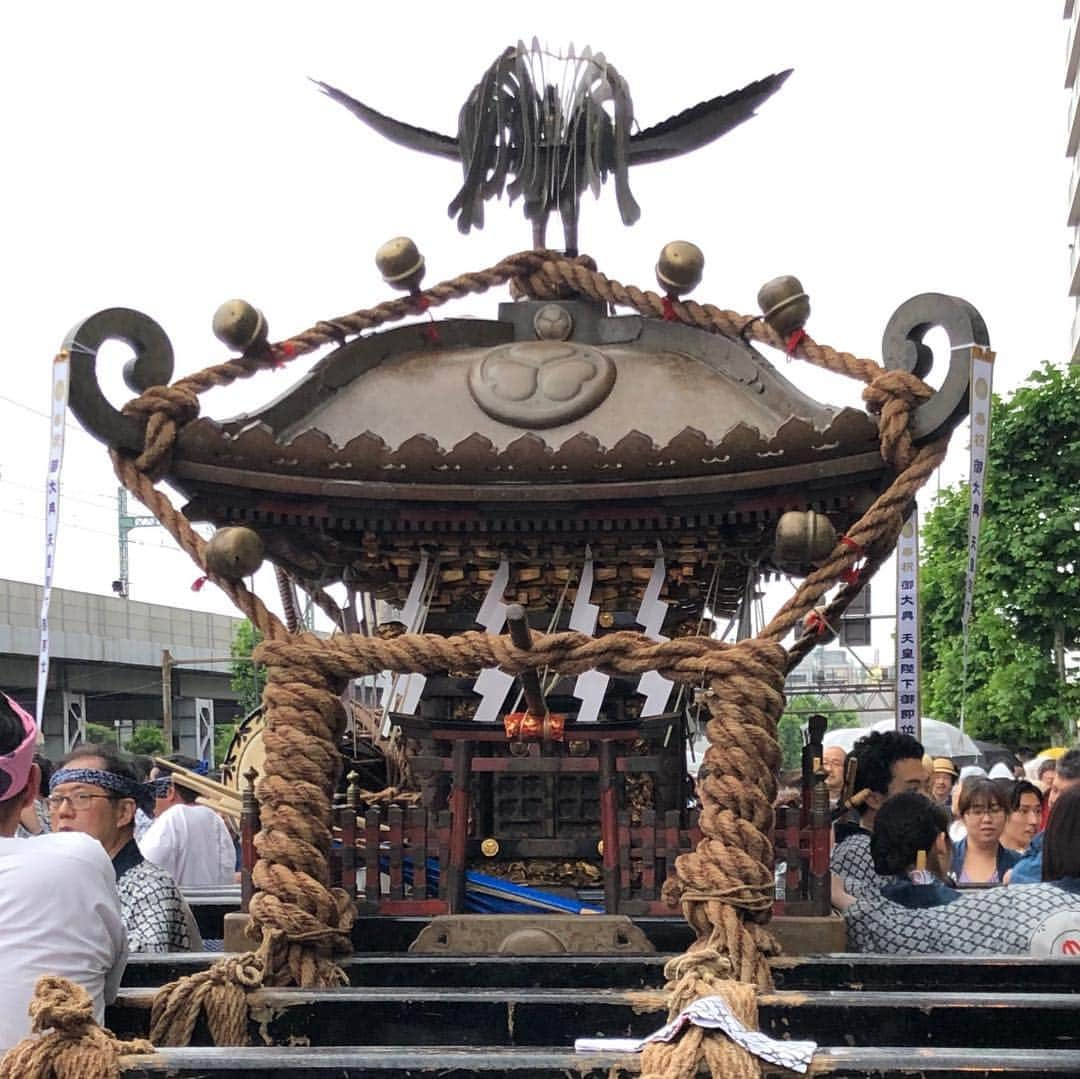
[{"xmin": 0, "ymin": 3, "xmax": 1069, "ymax": 659}]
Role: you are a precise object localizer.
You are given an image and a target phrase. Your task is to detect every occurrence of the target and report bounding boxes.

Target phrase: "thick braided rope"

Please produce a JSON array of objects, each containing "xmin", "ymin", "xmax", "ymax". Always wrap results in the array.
[
  {"xmin": 247, "ymin": 670, "xmax": 355, "ymax": 988},
  {"xmin": 109, "ymin": 452, "xmax": 287, "ymax": 644},
  {"xmin": 0, "ymin": 976, "xmax": 153, "ymax": 1079},
  {"xmin": 255, "ymin": 629, "xmax": 785, "ymax": 685},
  {"xmin": 149, "ymin": 948, "xmax": 265, "ymax": 1047}
]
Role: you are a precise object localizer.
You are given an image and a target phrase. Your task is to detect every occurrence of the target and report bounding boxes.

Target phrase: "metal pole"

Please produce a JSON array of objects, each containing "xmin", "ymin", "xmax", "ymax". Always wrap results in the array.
[
  {"xmin": 161, "ymin": 649, "xmax": 174, "ymax": 752},
  {"xmin": 505, "ymin": 604, "xmax": 547, "ymax": 717}
]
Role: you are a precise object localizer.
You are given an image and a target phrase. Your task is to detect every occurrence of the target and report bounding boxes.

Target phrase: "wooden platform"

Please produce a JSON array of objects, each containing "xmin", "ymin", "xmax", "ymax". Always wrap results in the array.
[
  {"xmin": 110, "ymin": 943, "xmax": 1080, "ymax": 1076},
  {"xmin": 117, "ymin": 1045, "xmax": 1080, "ymax": 1077}
]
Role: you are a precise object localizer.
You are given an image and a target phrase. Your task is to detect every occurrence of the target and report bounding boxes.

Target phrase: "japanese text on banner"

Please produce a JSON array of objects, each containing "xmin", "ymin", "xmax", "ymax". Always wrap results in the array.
[
  {"xmin": 961, "ymin": 347, "xmax": 996, "ymax": 669},
  {"xmin": 895, "ymin": 509, "xmax": 921, "ymax": 741},
  {"xmin": 37, "ymin": 352, "xmax": 70, "ymax": 734}
]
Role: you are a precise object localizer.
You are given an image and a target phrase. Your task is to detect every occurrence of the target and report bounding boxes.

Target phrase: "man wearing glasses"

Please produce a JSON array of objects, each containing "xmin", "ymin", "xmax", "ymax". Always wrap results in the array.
[
  {"xmin": 0, "ymin": 695, "xmax": 127, "ymax": 1052},
  {"xmin": 50, "ymin": 745, "xmax": 194, "ymax": 952}
]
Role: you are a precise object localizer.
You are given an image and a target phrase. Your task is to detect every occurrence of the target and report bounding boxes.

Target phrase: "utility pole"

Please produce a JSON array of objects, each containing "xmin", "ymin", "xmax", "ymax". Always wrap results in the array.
[
  {"xmin": 1055, "ymin": 622, "xmax": 1067, "ymax": 746},
  {"xmin": 161, "ymin": 649, "xmax": 174, "ymax": 752},
  {"xmin": 114, "ymin": 487, "xmax": 160, "ymax": 599}
]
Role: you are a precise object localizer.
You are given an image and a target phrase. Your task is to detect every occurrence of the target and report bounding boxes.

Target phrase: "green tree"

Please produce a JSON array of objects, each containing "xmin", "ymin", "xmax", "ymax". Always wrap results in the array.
[
  {"xmin": 921, "ymin": 361, "xmax": 1080, "ymax": 747},
  {"xmin": 230, "ymin": 620, "xmax": 266, "ymax": 714},
  {"xmin": 83, "ymin": 721, "xmax": 116, "ymax": 746},
  {"xmin": 124, "ymin": 725, "xmax": 165, "ymax": 756},
  {"xmin": 778, "ymin": 693, "xmax": 860, "ymax": 771},
  {"xmin": 213, "ymin": 722, "xmax": 237, "ymax": 768}
]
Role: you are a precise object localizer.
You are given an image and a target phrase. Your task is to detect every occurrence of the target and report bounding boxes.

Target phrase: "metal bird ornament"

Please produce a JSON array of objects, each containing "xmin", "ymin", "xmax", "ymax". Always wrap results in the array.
[{"xmin": 315, "ymin": 41, "xmax": 791, "ymax": 255}]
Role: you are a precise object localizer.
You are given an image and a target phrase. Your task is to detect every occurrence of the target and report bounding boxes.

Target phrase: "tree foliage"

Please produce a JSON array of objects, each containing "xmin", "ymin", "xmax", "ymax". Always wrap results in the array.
[
  {"xmin": 921, "ymin": 361, "xmax": 1080, "ymax": 747},
  {"xmin": 778, "ymin": 693, "xmax": 860, "ymax": 771},
  {"xmin": 230, "ymin": 620, "xmax": 266, "ymax": 715},
  {"xmin": 124, "ymin": 725, "xmax": 165, "ymax": 756},
  {"xmin": 83, "ymin": 721, "xmax": 116, "ymax": 746},
  {"xmin": 213, "ymin": 722, "xmax": 237, "ymax": 768}
]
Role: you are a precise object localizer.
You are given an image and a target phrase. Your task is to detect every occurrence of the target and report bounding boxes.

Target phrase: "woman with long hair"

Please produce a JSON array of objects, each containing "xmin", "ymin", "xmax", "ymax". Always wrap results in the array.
[
  {"xmin": 950, "ymin": 777, "xmax": 1021, "ymax": 884},
  {"xmin": 1042, "ymin": 786, "xmax": 1080, "ymax": 892}
]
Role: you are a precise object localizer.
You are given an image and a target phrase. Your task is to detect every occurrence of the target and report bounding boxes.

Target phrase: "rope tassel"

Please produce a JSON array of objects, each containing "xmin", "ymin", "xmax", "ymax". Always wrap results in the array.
[{"xmin": 0, "ymin": 976, "xmax": 153, "ymax": 1079}]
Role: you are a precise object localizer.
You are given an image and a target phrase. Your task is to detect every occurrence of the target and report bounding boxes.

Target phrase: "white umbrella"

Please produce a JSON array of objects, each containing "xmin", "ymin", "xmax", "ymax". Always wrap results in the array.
[
  {"xmin": 871, "ymin": 717, "xmax": 980, "ymax": 760},
  {"xmin": 821, "ymin": 719, "xmax": 982, "ymax": 762},
  {"xmin": 821, "ymin": 726, "xmax": 874, "ymax": 754}
]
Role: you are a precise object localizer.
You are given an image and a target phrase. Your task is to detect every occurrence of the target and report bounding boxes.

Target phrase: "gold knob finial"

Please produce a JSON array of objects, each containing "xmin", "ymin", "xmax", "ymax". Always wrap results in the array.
[
  {"xmin": 655, "ymin": 241, "xmax": 704, "ymax": 297},
  {"xmin": 376, "ymin": 236, "xmax": 426, "ymax": 292},
  {"xmin": 212, "ymin": 300, "xmax": 268, "ymax": 353},
  {"xmin": 481, "ymin": 837, "xmax": 500, "ymax": 857},
  {"xmin": 758, "ymin": 276, "xmax": 810, "ymax": 339}
]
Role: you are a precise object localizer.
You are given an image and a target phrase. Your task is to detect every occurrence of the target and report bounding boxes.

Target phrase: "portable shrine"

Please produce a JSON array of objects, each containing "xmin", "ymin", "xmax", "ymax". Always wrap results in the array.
[{"xmin": 46, "ymin": 40, "xmax": 995, "ymax": 1079}]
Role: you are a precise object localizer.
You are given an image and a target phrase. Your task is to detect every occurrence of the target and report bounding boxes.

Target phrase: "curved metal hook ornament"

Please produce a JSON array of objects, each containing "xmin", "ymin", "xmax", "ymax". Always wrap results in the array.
[
  {"xmin": 63, "ymin": 308, "xmax": 174, "ymax": 453},
  {"xmin": 881, "ymin": 293, "xmax": 989, "ymax": 443}
]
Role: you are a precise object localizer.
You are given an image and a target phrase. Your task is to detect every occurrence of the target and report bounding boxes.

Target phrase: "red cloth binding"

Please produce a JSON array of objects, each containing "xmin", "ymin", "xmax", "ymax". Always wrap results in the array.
[
  {"xmin": 840, "ymin": 535, "xmax": 865, "ymax": 557},
  {"xmin": 785, "ymin": 328, "xmax": 807, "ymax": 355}
]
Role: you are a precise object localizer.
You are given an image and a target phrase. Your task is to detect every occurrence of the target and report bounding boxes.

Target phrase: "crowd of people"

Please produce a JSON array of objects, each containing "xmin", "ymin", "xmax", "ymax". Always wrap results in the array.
[
  {"xmin": 4, "ymin": 683, "xmax": 1080, "ymax": 1050},
  {"xmin": 0, "ymin": 693, "xmax": 238, "ymax": 1050},
  {"xmin": 823, "ymin": 728, "xmax": 1080, "ymax": 953}
]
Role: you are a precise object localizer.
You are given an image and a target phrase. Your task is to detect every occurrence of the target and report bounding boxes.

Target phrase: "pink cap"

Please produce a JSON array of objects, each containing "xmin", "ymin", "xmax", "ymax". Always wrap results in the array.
[{"xmin": 0, "ymin": 694, "xmax": 37, "ymax": 803}]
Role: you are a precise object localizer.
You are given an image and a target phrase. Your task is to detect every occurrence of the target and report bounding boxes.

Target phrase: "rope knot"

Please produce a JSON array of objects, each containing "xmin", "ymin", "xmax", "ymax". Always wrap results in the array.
[
  {"xmin": 121, "ymin": 384, "xmax": 201, "ymax": 425},
  {"xmin": 862, "ymin": 367, "xmax": 932, "ymax": 413},
  {"xmin": 211, "ymin": 953, "xmax": 265, "ymax": 990},
  {"xmin": 509, "ymin": 251, "xmax": 597, "ymax": 301},
  {"xmin": 119, "ymin": 384, "xmax": 201, "ymax": 479},
  {"xmin": 0, "ymin": 975, "xmax": 154, "ymax": 1079},
  {"xmin": 862, "ymin": 368, "xmax": 933, "ymax": 471},
  {"xmin": 26, "ymin": 975, "xmax": 95, "ymax": 1036},
  {"xmin": 663, "ymin": 947, "xmax": 733, "ymax": 986}
]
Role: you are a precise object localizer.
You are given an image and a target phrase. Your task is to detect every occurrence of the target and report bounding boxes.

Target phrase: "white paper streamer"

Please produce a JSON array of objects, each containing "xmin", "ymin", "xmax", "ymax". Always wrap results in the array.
[
  {"xmin": 575, "ymin": 993, "xmax": 816, "ymax": 1073},
  {"xmin": 379, "ymin": 551, "xmax": 433, "ymax": 734},
  {"xmin": 570, "ymin": 548, "xmax": 607, "ymax": 722},
  {"xmin": 635, "ymin": 548, "xmax": 673, "ymax": 717},
  {"xmin": 472, "ymin": 559, "xmax": 513, "ymax": 722},
  {"xmin": 36, "ymin": 351, "xmax": 71, "ymax": 737}
]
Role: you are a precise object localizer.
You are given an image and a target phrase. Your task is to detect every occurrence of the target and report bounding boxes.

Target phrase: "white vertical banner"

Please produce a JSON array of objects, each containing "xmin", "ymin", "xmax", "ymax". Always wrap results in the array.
[
  {"xmin": 895, "ymin": 510, "xmax": 921, "ymax": 741},
  {"xmin": 37, "ymin": 351, "xmax": 71, "ymax": 736},
  {"xmin": 959, "ymin": 347, "xmax": 996, "ymax": 732}
]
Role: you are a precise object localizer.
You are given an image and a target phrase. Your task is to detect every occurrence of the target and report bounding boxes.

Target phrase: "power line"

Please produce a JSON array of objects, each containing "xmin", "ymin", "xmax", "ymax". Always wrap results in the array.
[
  {"xmin": 0, "ymin": 394, "xmax": 49, "ymax": 419},
  {"xmin": 0, "ymin": 504, "xmax": 196, "ymax": 552},
  {"xmin": 0, "ymin": 476, "xmax": 121, "ymax": 513}
]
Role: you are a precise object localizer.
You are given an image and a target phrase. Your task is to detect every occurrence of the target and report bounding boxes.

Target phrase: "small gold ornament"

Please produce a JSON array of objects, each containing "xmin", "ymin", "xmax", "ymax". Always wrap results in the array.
[
  {"xmin": 655, "ymin": 241, "xmax": 704, "ymax": 297},
  {"xmin": 757, "ymin": 275, "xmax": 810, "ymax": 339},
  {"xmin": 212, "ymin": 300, "xmax": 268, "ymax": 353},
  {"xmin": 205, "ymin": 526, "xmax": 265, "ymax": 579},
  {"xmin": 772, "ymin": 510, "xmax": 837, "ymax": 574},
  {"xmin": 376, "ymin": 237, "xmax": 426, "ymax": 292}
]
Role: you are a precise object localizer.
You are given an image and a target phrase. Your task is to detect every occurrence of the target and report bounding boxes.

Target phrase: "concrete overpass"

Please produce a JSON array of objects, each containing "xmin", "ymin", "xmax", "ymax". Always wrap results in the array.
[{"xmin": 0, "ymin": 578, "xmax": 243, "ymax": 762}]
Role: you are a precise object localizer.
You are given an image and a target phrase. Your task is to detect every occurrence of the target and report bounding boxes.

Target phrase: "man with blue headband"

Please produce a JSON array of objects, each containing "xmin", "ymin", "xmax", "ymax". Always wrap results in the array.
[
  {"xmin": 50, "ymin": 744, "xmax": 195, "ymax": 953},
  {"xmin": 0, "ymin": 694, "xmax": 127, "ymax": 1052}
]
